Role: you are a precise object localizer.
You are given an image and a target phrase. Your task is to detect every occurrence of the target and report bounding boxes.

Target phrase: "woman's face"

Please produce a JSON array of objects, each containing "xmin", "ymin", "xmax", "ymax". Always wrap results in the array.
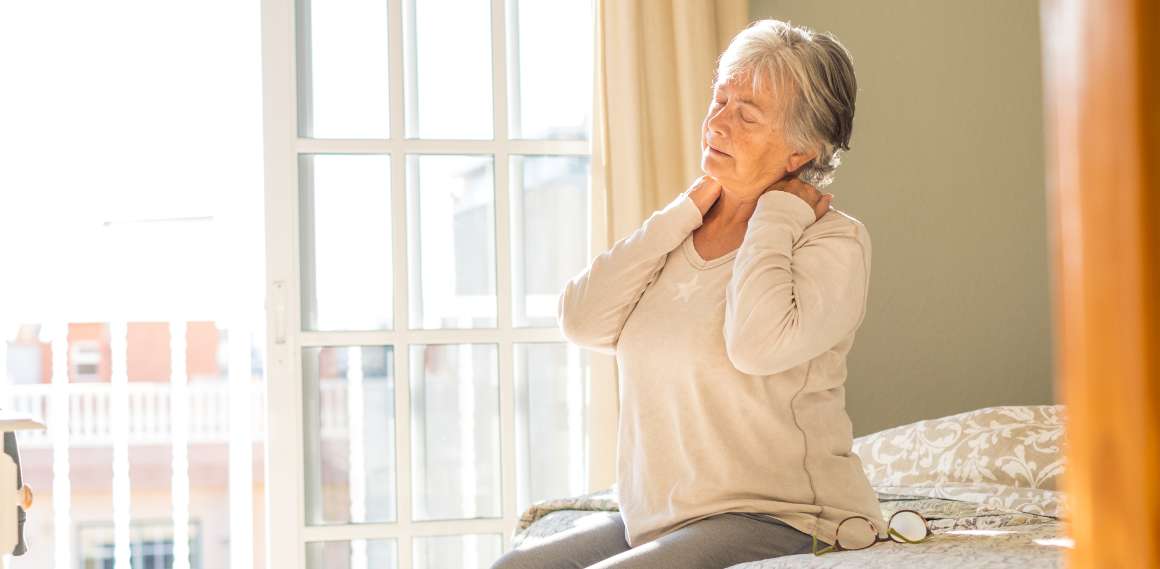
[{"xmin": 700, "ymin": 70, "xmax": 814, "ymax": 198}]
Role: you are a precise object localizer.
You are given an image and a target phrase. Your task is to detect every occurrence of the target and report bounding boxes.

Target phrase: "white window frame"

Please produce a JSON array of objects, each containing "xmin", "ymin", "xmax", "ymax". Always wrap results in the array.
[{"xmin": 258, "ymin": 0, "xmax": 617, "ymax": 567}]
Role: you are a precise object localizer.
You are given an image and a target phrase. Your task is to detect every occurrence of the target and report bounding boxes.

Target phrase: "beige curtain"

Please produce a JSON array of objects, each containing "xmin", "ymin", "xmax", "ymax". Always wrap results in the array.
[
  {"xmin": 594, "ymin": 0, "xmax": 749, "ymax": 243},
  {"xmin": 584, "ymin": 0, "xmax": 749, "ymax": 491}
]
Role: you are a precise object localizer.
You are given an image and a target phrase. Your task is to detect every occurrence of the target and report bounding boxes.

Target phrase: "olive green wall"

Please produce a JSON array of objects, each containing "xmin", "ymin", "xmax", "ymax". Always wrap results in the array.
[{"xmin": 748, "ymin": 0, "xmax": 1056, "ymax": 435}]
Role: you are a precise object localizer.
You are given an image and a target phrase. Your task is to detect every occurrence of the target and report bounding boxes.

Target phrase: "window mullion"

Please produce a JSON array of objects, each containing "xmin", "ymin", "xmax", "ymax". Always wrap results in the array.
[
  {"xmin": 492, "ymin": 0, "xmax": 510, "ymax": 145},
  {"xmin": 388, "ymin": 1, "xmax": 414, "ymax": 569},
  {"xmin": 490, "ymin": 0, "xmax": 521, "ymax": 555}
]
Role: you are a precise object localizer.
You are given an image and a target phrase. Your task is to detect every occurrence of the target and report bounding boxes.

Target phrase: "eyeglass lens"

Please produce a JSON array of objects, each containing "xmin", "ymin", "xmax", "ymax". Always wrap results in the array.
[
  {"xmin": 835, "ymin": 517, "xmax": 877, "ymax": 550},
  {"xmin": 888, "ymin": 510, "xmax": 929, "ymax": 543}
]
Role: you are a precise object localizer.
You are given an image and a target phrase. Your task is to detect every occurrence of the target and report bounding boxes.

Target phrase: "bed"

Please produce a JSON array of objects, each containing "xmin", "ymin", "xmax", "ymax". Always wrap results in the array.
[{"xmin": 509, "ymin": 404, "xmax": 1070, "ymax": 568}]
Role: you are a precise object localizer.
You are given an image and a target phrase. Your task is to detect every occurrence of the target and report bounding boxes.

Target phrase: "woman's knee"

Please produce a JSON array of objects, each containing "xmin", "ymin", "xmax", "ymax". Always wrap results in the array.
[
  {"xmin": 489, "ymin": 547, "xmax": 546, "ymax": 569},
  {"xmin": 490, "ymin": 543, "xmax": 595, "ymax": 569},
  {"xmin": 490, "ymin": 512, "xmax": 629, "ymax": 569}
]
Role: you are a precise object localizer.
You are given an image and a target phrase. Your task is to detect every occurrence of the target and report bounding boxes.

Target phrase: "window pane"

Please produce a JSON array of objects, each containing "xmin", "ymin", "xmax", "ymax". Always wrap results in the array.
[
  {"xmin": 509, "ymin": 156, "xmax": 590, "ymax": 327},
  {"xmin": 407, "ymin": 155, "xmax": 496, "ymax": 329},
  {"xmin": 410, "ymin": 344, "xmax": 501, "ymax": 520},
  {"xmin": 77, "ymin": 521, "xmax": 203, "ymax": 569},
  {"xmin": 297, "ymin": 0, "xmax": 390, "ymax": 138},
  {"xmin": 513, "ymin": 343, "xmax": 589, "ymax": 515},
  {"xmin": 303, "ymin": 346, "xmax": 397, "ymax": 525},
  {"xmin": 413, "ymin": 534, "xmax": 502, "ymax": 569},
  {"xmin": 306, "ymin": 539, "xmax": 398, "ymax": 569},
  {"xmin": 299, "ymin": 154, "xmax": 394, "ymax": 331},
  {"xmin": 510, "ymin": 0, "xmax": 593, "ymax": 140},
  {"xmin": 408, "ymin": 0, "xmax": 492, "ymax": 139}
]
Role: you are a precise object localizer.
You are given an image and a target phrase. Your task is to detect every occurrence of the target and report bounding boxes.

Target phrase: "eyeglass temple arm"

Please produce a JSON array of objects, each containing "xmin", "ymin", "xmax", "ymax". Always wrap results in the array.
[
  {"xmin": 812, "ymin": 533, "xmax": 837, "ymax": 555},
  {"xmin": 888, "ymin": 527, "xmax": 928, "ymax": 544}
]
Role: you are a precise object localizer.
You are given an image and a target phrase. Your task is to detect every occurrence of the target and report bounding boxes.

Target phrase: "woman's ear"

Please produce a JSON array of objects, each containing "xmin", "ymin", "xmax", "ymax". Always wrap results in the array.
[{"xmin": 785, "ymin": 149, "xmax": 818, "ymax": 175}]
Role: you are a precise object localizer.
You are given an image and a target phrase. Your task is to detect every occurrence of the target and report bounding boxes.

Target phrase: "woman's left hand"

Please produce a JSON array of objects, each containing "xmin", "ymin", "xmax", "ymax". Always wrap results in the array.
[{"xmin": 764, "ymin": 176, "xmax": 833, "ymax": 221}]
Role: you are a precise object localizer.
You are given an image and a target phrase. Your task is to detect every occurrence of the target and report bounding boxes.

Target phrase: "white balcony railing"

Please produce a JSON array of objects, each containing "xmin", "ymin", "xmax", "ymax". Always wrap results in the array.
[
  {"xmin": 3, "ymin": 378, "xmax": 370, "ymax": 448},
  {"xmin": 5, "ymin": 381, "xmax": 267, "ymax": 448},
  {"xmin": 0, "ymin": 321, "xmax": 265, "ymax": 569}
]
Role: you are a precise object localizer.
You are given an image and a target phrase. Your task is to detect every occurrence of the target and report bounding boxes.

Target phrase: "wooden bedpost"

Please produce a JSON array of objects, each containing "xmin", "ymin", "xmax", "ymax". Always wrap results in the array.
[{"xmin": 1039, "ymin": 0, "xmax": 1160, "ymax": 567}]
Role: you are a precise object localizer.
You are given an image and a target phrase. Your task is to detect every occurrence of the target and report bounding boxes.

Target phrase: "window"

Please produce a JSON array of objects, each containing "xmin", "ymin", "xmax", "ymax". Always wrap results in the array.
[
  {"xmin": 5, "ymin": 330, "xmax": 43, "ymax": 385},
  {"xmin": 70, "ymin": 340, "xmax": 102, "ymax": 382},
  {"xmin": 77, "ymin": 519, "xmax": 203, "ymax": 569},
  {"xmin": 262, "ymin": 0, "xmax": 600, "ymax": 566}
]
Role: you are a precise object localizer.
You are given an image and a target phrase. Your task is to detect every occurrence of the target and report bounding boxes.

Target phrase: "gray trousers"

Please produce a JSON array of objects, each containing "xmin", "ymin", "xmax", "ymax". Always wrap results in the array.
[{"xmin": 490, "ymin": 511, "xmax": 818, "ymax": 569}]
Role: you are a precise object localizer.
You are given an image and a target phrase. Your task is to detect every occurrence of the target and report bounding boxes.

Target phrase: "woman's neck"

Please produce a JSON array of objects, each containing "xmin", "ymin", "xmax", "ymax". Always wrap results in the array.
[{"xmin": 705, "ymin": 185, "xmax": 761, "ymax": 228}]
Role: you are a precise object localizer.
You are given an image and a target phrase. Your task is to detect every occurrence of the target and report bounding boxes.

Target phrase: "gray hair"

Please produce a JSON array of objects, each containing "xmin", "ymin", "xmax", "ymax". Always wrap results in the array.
[{"xmin": 715, "ymin": 19, "xmax": 857, "ymax": 188}]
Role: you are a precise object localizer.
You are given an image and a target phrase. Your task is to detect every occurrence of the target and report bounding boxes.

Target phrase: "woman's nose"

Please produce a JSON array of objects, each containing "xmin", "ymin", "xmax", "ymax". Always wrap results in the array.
[{"xmin": 706, "ymin": 109, "xmax": 728, "ymax": 138}]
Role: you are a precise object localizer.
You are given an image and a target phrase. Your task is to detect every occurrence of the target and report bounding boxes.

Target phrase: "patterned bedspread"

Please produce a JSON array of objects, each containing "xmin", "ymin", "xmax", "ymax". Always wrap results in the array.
[{"xmin": 510, "ymin": 487, "xmax": 1070, "ymax": 568}]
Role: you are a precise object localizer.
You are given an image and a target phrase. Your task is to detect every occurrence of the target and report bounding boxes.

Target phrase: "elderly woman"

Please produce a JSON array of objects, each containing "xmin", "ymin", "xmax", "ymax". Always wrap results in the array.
[{"xmin": 492, "ymin": 19, "xmax": 882, "ymax": 569}]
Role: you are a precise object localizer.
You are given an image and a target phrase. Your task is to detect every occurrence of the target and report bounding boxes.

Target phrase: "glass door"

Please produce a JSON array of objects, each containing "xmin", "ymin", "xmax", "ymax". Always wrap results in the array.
[{"xmin": 258, "ymin": 0, "xmax": 606, "ymax": 567}]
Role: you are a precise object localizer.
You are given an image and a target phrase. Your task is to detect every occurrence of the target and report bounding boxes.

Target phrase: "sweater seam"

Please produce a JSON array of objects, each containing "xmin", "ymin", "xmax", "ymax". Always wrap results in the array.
[{"xmin": 790, "ymin": 359, "xmax": 821, "ymax": 536}]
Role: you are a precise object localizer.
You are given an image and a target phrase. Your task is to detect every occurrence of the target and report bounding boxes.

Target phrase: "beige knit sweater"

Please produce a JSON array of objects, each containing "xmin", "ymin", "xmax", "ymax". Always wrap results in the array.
[{"xmin": 557, "ymin": 189, "xmax": 885, "ymax": 549}]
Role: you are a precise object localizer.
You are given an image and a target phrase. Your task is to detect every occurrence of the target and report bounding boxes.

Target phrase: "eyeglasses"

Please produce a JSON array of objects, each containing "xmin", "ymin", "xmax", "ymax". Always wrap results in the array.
[{"xmin": 811, "ymin": 509, "xmax": 931, "ymax": 556}]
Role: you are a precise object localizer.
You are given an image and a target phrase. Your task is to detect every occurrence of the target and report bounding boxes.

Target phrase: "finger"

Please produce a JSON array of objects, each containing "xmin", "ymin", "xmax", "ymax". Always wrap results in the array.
[
  {"xmin": 786, "ymin": 178, "xmax": 818, "ymax": 201},
  {"xmin": 814, "ymin": 194, "xmax": 833, "ymax": 218},
  {"xmin": 805, "ymin": 186, "xmax": 822, "ymax": 206},
  {"xmin": 801, "ymin": 180, "xmax": 822, "ymax": 200},
  {"xmin": 689, "ymin": 175, "xmax": 714, "ymax": 194},
  {"xmin": 765, "ymin": 177, "xmax": 790, "ymax": 193}
]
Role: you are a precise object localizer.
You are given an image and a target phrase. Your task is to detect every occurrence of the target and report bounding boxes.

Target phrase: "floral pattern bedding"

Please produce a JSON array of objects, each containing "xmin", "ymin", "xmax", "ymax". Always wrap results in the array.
[
  {"xmin": 510, "ymin": 405, "xmax": 1073, "ymax": 567},
  {"xmin": 510, "ymin": 487, "xmax": 1068, "ymax": 567},
  {"xmin": 732, "ymin": 519, "xmax": 1069, "ymax": 568},
  {"xmin": 851, "ymin": 404, "xmax": 1068, "ymax": 519}
]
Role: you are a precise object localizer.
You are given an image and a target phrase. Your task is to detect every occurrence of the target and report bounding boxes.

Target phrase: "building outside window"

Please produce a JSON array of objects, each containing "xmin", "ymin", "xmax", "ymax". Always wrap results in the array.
[{"xmin": 77, "ymin": 520, "xmax": 203, "ymax": 569}]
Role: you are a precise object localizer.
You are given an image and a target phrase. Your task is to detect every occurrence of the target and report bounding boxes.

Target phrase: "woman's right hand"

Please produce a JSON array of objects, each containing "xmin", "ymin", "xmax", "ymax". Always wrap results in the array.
[{"xmin": 683, "ymin": 175, "xmax": 723, "ymax": 218}]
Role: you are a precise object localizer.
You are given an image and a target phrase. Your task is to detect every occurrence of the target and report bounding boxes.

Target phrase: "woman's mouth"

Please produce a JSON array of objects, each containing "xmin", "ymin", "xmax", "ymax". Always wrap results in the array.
[{"xmin": 709, "ymin": 145, "xmax": 731, "ymax": 158}]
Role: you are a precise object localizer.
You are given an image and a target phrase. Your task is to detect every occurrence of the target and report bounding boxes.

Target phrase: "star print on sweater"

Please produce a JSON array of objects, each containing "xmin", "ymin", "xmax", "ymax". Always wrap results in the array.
[{"xmin": 672, "ymin": 273, "xmax": 700, "ymax": 302}]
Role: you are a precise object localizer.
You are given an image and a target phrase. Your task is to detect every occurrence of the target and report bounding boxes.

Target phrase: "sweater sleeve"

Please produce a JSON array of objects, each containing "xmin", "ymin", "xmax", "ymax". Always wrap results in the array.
[
  {"xmin": 724, "ymin": 190, "xmax": 870, "ymax": 376},
  {"xmin": 558, "ymin": 192, "xmax": 704, "ymax": 354}
]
